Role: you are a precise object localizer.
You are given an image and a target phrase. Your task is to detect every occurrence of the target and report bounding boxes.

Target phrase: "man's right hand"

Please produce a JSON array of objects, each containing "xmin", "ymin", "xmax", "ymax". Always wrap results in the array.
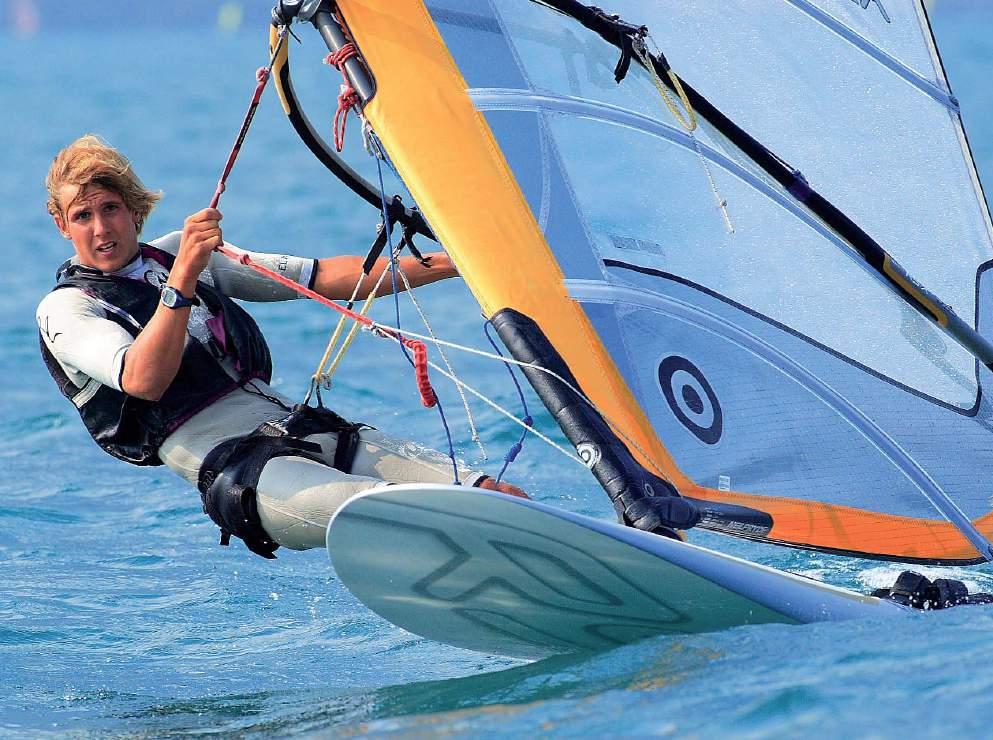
[
  {"xmin": 121, "ymin": 207, "xmax": 222, "ymax": 401},
  {"xmin": 170, "ymin": 208, "xmax": 223, "ymax": 292}
]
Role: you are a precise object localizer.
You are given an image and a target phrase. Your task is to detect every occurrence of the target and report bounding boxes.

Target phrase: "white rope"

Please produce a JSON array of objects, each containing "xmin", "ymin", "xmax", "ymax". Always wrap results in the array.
[
  {"xmin": 357, "ymin": 119, "xmax": 670, "ymax": 483},
  {"xmin": 692, "ymin": 135, "xmax": 735, "ymax": 235},
  {"xmin": 392, "ymin": 263, "xmax": 488, "ymax": 460},
  {"xmin": 262, "ymin": 502, "xmax": 327, "ymax": 531},
  {"xmin": 360, "ymin": 320, "xmax": 673, "ymax": 484},
  {"xmin": 424, "ymin": 358, "xmax": 583, "ymax": 466},
  {"xmin": 361, "ymin": 127, "xmax": 487, "ymax": 459}
]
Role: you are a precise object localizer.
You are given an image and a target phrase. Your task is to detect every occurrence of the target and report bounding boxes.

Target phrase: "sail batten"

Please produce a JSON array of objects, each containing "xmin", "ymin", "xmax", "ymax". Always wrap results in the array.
[{"xmin": 783, "ymin": 0, "xmax": 957, "ymax": 110}]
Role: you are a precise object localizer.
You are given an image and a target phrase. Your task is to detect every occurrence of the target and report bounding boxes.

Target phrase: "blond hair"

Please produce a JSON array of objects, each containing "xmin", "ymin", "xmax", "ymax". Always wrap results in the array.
[{"xmin": 46, "ymin": 135, "xmax": 162, "ymax": 234}]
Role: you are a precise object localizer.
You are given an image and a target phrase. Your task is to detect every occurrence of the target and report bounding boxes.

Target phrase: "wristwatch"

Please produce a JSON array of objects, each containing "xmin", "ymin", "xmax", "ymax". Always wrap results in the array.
[{"xmin": 160, "ymin": 286, "xmax": 198, "ymax": 310}]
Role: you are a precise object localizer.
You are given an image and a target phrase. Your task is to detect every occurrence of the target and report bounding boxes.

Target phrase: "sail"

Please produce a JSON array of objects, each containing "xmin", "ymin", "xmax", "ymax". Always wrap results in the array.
[{"xmin": 326, "ymin": 0, "xmax": 993, "ymax": 563}]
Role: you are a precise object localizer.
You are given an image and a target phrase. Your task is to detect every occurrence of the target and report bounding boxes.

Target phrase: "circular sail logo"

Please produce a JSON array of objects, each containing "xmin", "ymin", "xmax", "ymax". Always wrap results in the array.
[
  {"xmin": 576, "ymin": 442, "xmax": 601, "ymax": 469},
  {"xmin": 658, "ymin": 356, "xmax": 722, "ymax": 445}
]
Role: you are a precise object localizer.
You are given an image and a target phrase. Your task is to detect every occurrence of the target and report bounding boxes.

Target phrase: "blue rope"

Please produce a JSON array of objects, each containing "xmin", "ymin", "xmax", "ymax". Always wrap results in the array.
[
  {"xmin": 374, "ymin": 154, "xmax": 460, "ymax": 484},
  {"xmin": 483, "ymin": 320, "xmax": 532, "ymax": 483}
]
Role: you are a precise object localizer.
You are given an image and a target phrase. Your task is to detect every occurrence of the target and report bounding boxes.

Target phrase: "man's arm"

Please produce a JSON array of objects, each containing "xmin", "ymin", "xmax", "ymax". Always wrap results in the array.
[
  {"xmin": 312, "ymin": 253, "xmax": 457, "ymax": 301},
  {"xmin": 120, "ymin": 209, "xmax": 222, "ymax": 401},
  {"xmin": 38, "ymin": 291, "xmax": 136, "ymax": 392},
  {"xmin": 122, "ymin": 211, "xmax": 455, "ymax": 397}
]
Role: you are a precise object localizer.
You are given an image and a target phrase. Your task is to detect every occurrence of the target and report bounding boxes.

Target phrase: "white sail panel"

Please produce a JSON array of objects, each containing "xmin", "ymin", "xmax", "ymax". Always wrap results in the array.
[
  {"xmin": 596, "ymin": 0, "xmax": 993, "ymax": 321},
  {"xmin": 469, "ymin": 0, "xmax": 990, "ymax": 407}
]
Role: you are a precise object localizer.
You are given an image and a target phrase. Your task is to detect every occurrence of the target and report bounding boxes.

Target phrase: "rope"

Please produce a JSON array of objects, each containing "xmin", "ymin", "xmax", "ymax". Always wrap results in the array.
[
  {"xmin": 632, "ymin": 40, "xmax": 695, "ymax": 132},
  {"xmin": 215, "ymin": 240, "xmax": 673, "ymax": 485},
  {"xmin": 210, "ymin": 26, "xmax": 287, "ymax": 210},
  {"xmin": 374, "ymin": 156, "xmax": 458, "ymax": 480},
  {"xmin": 693, "ymin": 136, "xmax": 735, "ymax": 234},
  {"xmin": 633, "ymin": 37, "xmax": 734, "ymax": 234},
  {"xmin": 214, "ymin": 243, "xmax": 437, "ymax": 410},
  {"xmin": 258, "ymin": 501, "xmax": 327, "ymax": 531},
  {"xmin": 393, "ymin": 261, "xmax": 488, "ymax": 461},
  {"xmin": 202, "ymin": 34, "xmax": 443, "ymax": 430},
  {"xmin": 363, "ymin": 129, "xmax": 486, "ymax": 459},
  {"xmin": 304, "ymin": 277, "xmax": 367, "ymax": 404},
  {"xmin": 402, "ymin": 336, "xmax": 437, "ymax": 407},
  {"xmin": 484, "ymin": 320, "xmax": 532, "ymax": 482},
  {"xmin": 304, "ymin": 241, "xmax": 404, "ymax": 404},
  {"xmin": 318, "ymin": 263, "xmax": 382, "ymax": 383},
  {"xmin": 324, "ymin": 44, "xmax": 361, "ymax": 152},
  {"xmin": 357, "ymin": 322, "xmax": 676, "ymax": 486},
  {"xmin": 424, "ymin": 357, "xmax": 581, "ymax": 466},
  {"xmin": 201, "ymin": 23, "xmax": 438, "ymax": 407},
  {"xmin": 202, "ymin": 34, "xmax": 671, "ymax": 487}
]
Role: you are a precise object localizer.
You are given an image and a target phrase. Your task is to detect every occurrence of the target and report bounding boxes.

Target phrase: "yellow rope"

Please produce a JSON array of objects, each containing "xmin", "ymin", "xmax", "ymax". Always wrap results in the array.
[
  {"xmin": 633, "ymin": 38, "xmax": 734, "ymax": 233},
  {"xmin": 310, "ymin": 283, "xmax": 365, "ymax": 389},
  {"xmin": 310, "ymin": 247, "xmax": 406, "ymax": 391},
  {"xmin": 309, "ymin": 256, "xmax": 396, "ymax": 392},
  {"xmin": 321, "ymin": 286, "xmax": 379, "ymax": 383},
  {"xmin": 632, "ymin": 42, "xmax": 697, "ymax": 132}
]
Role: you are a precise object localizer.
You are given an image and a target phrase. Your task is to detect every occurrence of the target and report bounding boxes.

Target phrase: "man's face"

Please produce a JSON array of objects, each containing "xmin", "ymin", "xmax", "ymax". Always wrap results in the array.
[{"xmin": 54, "ymin": 185, "xmax": 140, "ymax": 272}]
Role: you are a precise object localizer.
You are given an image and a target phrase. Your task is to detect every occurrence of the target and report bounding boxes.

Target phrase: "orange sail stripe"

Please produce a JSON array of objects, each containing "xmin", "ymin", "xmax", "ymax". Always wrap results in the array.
[
  {"xmin": 334, "ymin": 0, "xmax": 685, "ymax": 481},
  {"xmin": 684, "ymin": 483, "xmax": 984, "ymax": 562}
]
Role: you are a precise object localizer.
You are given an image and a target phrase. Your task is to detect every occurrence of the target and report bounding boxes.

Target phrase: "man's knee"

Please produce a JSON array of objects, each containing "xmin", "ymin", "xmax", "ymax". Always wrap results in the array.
[
  {"xmin": 196, "ymin": 405, "xmax": 371, "ymax": 558},
  {"xmin": 255, "ymin": 455, "xmax": 382, "ymax": 551}
]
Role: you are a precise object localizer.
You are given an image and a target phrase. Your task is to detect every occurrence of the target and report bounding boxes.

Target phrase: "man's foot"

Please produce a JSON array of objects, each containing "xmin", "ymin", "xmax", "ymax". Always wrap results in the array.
[{"xmin": 477, "ymin": 477, "xmax": 530, "ymax": 499}]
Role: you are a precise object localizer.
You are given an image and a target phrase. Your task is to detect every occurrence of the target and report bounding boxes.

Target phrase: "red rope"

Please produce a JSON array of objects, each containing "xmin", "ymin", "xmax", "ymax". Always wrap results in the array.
[
  {"xmin": 216, "ymin": 245, "xmax": 371, "ymax": 325},
  {"xmin": 402, "ymin": 337, "xmax": 438, "ymax": 408},
  {"xmin": 210, "ymin": 64, "xmax": 276, "ymax": 210},
  {"xmin": 325, "ymin": 44, "xmax": 361, "ymax": 152},
  {"xmin": 205, "ymin": 34, "xmax": 437, "ymax": 409}
]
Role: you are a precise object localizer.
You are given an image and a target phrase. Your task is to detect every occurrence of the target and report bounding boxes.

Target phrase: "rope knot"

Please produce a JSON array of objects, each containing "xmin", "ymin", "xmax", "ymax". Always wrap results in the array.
[
  {"xmin": 325, "ymin": 44, "xmax": 362, "ymax": 152},
  {"xmin": 504, "ymin": 441, "xmax": 524, "ymax": 464},
  {"xmin": 324, "ymin": 43, "xmax": 358, "ymax": 70}
]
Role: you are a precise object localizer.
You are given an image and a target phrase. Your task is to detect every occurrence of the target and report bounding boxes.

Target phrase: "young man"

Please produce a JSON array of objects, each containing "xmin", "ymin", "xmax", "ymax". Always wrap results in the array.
[{"xmin": 38, "ymin": 135, "xmax": 524, "ymax": 558}]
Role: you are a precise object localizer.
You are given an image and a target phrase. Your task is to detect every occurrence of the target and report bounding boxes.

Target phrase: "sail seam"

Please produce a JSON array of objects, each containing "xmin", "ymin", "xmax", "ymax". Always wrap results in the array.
[{"xmin": 470, "ymin": 87, "xmax": 964, "ymax": 310}]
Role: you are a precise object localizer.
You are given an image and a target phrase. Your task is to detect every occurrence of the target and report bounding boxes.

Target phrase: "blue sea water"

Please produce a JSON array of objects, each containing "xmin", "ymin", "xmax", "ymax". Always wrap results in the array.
[{"xmin": 2, "ymin": 4, "xmax": 993, "ymax": 737}]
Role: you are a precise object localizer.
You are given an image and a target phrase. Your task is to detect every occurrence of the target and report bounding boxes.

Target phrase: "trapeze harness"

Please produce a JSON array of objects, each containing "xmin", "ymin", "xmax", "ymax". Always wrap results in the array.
[
  {"xmin": 196, "ymin": 403, "xmax": 368, "ymax": 559},
  {"xmin": 40, "ymin": 244, "xmax": 367, "ymax": 559}
]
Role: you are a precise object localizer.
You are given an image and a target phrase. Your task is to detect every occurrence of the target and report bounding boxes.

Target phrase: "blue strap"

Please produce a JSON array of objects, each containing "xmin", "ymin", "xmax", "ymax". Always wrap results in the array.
[{"xmin": 483, "ymin": 320, "xmax": 532, "ymax": 483}]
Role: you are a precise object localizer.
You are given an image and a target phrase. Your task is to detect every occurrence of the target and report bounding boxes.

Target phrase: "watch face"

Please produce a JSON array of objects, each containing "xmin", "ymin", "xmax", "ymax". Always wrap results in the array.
[{"xmin": 161, "ymin": 287, "xmax": 190, "ymax": 308}]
